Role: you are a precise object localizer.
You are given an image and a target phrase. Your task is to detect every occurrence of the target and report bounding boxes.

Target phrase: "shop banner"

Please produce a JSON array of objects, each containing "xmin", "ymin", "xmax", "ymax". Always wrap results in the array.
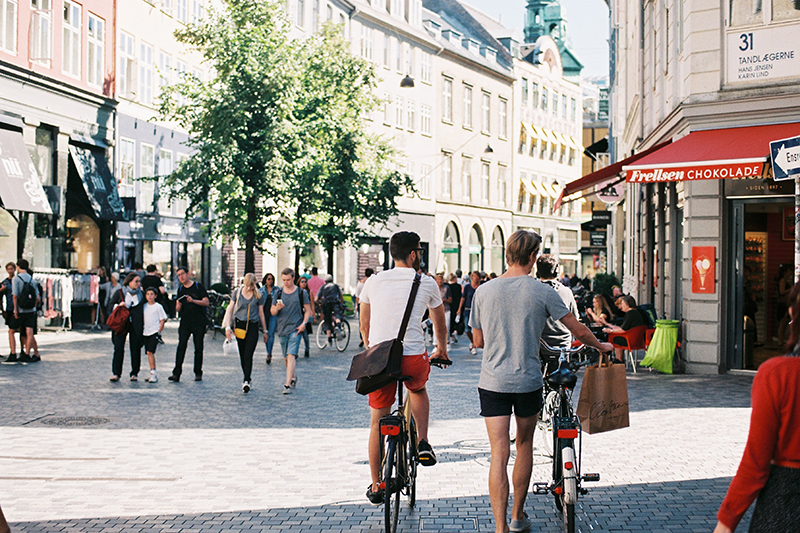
[
  {"xmin": 626, "ymin": 162, "xmax": 763, "ymax": 183},
  {"xmin": 691, "ymin": 246, "xmax": 716, "ymax": 294}
]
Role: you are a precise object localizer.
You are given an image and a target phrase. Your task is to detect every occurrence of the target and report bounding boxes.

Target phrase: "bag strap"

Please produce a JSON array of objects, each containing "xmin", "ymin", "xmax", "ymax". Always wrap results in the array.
[{"xmin": 396, "ymin": 273, "xmax": 422, "ymax": 342}]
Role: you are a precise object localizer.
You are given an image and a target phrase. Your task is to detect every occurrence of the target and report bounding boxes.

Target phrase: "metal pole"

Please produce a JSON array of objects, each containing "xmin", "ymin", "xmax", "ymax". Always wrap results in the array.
[{"xmin": 795, "ymin": 176, "xmax": 800, "ymax": 282}]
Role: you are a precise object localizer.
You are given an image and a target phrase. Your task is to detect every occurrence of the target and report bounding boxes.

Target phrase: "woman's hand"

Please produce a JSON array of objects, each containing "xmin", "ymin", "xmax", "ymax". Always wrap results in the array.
[
  {"xmin": 263, "ymin": 332, "xmax": 268, "ymax": 343},
  {"xmin": 225, "ymin": 328, "xmax": 233, "ymax": 341}
]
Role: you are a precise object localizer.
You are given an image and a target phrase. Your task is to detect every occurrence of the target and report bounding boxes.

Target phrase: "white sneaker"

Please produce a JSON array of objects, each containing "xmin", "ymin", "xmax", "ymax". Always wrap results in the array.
[
  {"xmin": 146, "ymin": 372, "xmax": 158, "ymax": 383},
  {"xmin": 470, "ymin": 347, "xmax": 477, "ymax": 355},
  {"xmin": 283, "ymin": 385, "xmax": 292, "ymax": 395},
  {"xmin": 242, "ymin": 381, "xmax": 251, "ymax": 393}
]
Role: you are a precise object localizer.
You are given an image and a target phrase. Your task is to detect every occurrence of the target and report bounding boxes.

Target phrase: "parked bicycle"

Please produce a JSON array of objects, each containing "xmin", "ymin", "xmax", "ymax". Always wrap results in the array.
[
  {"xmin": 205, "ymin": 290, "xmax": 230, "ymax": 338},
  {"xmin": 532, "ymin": 340, "xmax": 601, "ymax": 533},
  {"xmin": 378, "ymin": 356, "xmax": 451, "ymax": 533},
  {"xmin": 315, "ymin": 317, "xmax": 351, "ymax": 352}
]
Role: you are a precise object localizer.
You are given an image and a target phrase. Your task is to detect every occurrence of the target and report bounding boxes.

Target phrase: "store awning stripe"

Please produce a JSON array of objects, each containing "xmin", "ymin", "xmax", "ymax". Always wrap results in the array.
[
  {"xmin": 522, "ymin": 177, "xmax": 538, "ymax": 196},
  {"xmin": 68, "ymin": 145, "xmax": 126, "ymax": 221},
  {"xmin": 0, "ymin": 129, "xmax": 53, "ymax": 215}
]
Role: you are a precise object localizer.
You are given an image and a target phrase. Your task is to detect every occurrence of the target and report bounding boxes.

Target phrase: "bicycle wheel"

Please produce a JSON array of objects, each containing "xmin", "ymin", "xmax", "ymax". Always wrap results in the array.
[
  {"xmin": 335, "ymin": 320, "xmax": 350, "ymax": 352},
  {"xmin": 407, "ymin": 417, "xmax": 418, "ymax": 508},
  {"xmin": 563, "ymin": 501, "xmax": 575, "ymax": 533},
  {"xmin": 537, "ymin": 390, "xmax": 557, "ymax": 457},
  {"xmin": 384, "ymin": 439, "xmax": 400, "ymax": 533},
  {"xmin": 315, "ymin": 321, "xmax": 328, "ymax": 349},
  {"xmin": 559, "ymin": 443, "xmax": 577, "ymax": 533}
]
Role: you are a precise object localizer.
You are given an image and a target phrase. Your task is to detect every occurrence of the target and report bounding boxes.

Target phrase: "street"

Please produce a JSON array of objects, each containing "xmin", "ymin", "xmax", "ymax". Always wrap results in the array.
[{"xmin": 1, "ymin": 322, "xmax": 755, "ymax": 532}]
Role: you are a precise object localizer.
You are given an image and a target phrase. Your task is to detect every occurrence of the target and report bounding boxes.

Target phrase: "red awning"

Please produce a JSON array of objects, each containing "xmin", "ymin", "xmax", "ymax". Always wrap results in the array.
[
  {"xmin": 553, "ymin": 140, "xmax": 671, "ymax": 211},
  {"xmin": 625, "ymin": 123, "xmax": 800, "ymax": 183}
]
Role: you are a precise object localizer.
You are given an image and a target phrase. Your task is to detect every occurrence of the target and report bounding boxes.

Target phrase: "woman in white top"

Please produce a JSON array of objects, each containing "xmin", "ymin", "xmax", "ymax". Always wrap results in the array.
[{"xmin": 142, "ymin": 287, "xmax": 168, "ymax": 383}]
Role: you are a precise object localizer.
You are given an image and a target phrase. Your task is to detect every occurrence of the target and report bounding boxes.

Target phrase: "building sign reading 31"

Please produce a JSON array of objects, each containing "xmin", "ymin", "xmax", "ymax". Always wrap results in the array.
[{"xmin": 727, "ymin": 25, "xmax": 800, "ymax": 83}]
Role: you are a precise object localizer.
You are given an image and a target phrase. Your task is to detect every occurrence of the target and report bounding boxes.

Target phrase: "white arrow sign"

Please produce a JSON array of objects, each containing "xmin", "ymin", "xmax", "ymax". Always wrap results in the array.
[{"xmin": 773, "ymin": 143, "xmax": 800, "ymax": 176}]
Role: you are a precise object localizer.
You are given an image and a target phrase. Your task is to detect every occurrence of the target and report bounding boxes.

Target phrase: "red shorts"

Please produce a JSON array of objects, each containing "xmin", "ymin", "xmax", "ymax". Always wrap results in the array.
[{"xmin": 368, "ymin": 352, "xmax": 430, "ymax": 409}]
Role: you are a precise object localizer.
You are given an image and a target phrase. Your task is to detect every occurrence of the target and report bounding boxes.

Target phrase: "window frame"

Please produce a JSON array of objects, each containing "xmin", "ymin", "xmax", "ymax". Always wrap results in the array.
[
  {"xmin": 442, "ymin": 76, "xmax": 453, "ymax": 123},
  {"xmin": 87, "ymin": 13, "xmax": 105, "ymax": 88},
  {"xmin": 61, "ymin": 0, "xmax": 81, "ymax": 78},
  {"xmin": 462, "ymin": 83, "xmax": 472, "ymax": 129},
  {"xmin": 481, "ymin": 91, "xmax": 491, "ymax": 134}
]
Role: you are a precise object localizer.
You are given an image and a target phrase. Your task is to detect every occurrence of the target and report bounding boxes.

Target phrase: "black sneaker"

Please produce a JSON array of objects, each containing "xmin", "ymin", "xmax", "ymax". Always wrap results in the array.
[
  {"xmin": 167, "ymin": 374, "xmax": 180, "ymax": 382},
  {"xmin": 304, "ymin": 350, "xmax": 309, "ymax": 358},
  {"xmin": 29, "ymin": 355, "xmax": 41, "ymax": 363},
  {"xmin": 194, "ymin": 374, "xmax": 202, "ymax": 381},
  {"xmin": 417, "ymin": 439, "xmax": 437, "ymax": 466},
  {"xmin": 18, "ymin": 353, "xmax": 33, "ymax": 364},
  {"xmin": 366, "ymin": 484, "xmax": 384, "ymax": 505},
  {"xmin": 2, "ymin": 353, "xmax": 19, "ymax": 364}
]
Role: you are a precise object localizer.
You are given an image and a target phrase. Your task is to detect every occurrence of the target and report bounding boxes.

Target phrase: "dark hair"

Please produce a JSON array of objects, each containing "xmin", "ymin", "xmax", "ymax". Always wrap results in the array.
[
  {"xmin": 621, "ymin": 295, "xmax": 637, "ymax": 308},
  {"xmin": 389, "ymin": 231, "xmax": 420, "ymax": 262},
  {"xmin": 146, "ymin": 264, "xmax": 157, "ymax": 273},
  {"xmin": 5, "ymin": 262, "xmax": 14, "ymax": 270},
  {"xmin": 133, "ymin": 262, "xmax": 143, "ymax": 270},
  {"xmin": 281, "ymin": 267, "xmax": 295, "ymax": 279},
  {"xmin": 311, "ymin": 267, "xmax": 318, "ymax": 275},
  {"xmin": 505, "ymin": 230, "xmax": 541, "ymax": 266},
  {"xmin": 456, "ymin": 269, "xmax": 462, "ymax": 278},
  {"xmin": 123, "ymin": 272, "xmax": 140, "ymax": 287},
  {"xmin": 786, "ymin": 281, "xmax": 800, "ymax": 350},
  {"xmin": 262, "ymin": 273, "xmax": 274, "ymax": 285},
  {"xmin": 365, "ymin": 268, "xmax": 374, "ymax": 277},
  {"xmin": 145, "ymin": 286, "xmax": 159, "ymax": 296},
  {"xmin": 16, "ymin": 259, "xmax": 29, "ymax": 271},
  {"xmin": 536, "ymin": 254, "xmax": 559, "ymax": 279},
  {"xmin": 176, "ymin": 266, "xmax": 188, "ymax": 275}
]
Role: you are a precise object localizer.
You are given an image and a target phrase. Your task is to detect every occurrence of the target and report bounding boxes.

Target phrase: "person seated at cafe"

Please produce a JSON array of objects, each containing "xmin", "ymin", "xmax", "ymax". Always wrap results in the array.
[
  {"xmin": 586, "ymin": 294, "xmax": 615, "ymax": 326},
  {"xmin": 603, "ymin": 295, "xmax": 646, "ymax": 363}
]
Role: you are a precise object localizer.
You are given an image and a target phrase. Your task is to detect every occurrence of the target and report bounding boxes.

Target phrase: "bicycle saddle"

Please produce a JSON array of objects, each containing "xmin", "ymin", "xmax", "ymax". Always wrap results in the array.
[{"xmin": 545, "ymin": 361, "xmax": 577, "ymax": 389}]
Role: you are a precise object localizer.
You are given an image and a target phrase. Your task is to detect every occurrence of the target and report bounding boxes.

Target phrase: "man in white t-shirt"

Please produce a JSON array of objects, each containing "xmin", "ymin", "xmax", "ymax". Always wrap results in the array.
[{"xmin": 359, "ymin": 231, "xmax": 450, "ymax": 505}]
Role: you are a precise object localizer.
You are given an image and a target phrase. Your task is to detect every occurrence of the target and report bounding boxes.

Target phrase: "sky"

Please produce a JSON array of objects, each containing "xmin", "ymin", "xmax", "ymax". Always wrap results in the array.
[{"xmin": 462, "ymin": 0, "xmax": 611, "ymax": 79}]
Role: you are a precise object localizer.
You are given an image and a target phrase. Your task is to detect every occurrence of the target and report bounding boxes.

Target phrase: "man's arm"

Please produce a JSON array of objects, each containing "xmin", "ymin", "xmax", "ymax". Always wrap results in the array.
[
  {"xmin": 472, "ymin": 328, "xmax": 484, "ymax": 348},
  {"xmin": 429, "ymin": 304, "xmax": 449, "ymax": 360},
  {"xmin": 359, "ymin": 302, "xmax": 371, "ymax": 348},
  {"xmin": 12, "ymin": 294, "xmax": 19, "ymax": 318},
  {"xmin": 559, "ymin": 313, "xmax": 613, "ymax": 353}
]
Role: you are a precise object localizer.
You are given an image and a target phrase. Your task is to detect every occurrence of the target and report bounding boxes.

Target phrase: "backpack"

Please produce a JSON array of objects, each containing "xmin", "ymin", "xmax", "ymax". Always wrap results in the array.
[
  {"xmin": 18, "ymin": 277, "xmax": 37, "ymax": 310},
  {"xmin": 106, "ymin": 304, "xmax": 131, "ymax": 335}
]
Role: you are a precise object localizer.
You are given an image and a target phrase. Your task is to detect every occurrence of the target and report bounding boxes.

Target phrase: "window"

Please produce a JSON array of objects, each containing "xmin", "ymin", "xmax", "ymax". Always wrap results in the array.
[
  {"xmin": 558, "ymin": 229, "xmax": 579, "ymax": 254},
  {"xmin": 550, "ymin": 143, "xmax": 557, "ymax": 161},
  {"xmin": 461, "ymin": 156, "xmax": 471, "ymax": 201},
  {"xmin": 518, "ymin": 175, "xmax": 526, "ymax": 212},
  {"xmin": 404, "ymin": 43, "xmax": 414, "ymax": 77},
  {"xmin": 118, "ymin": 32, "xmax": 135, "ymax": 98},
  {"xmin": 559, "ymin": 144, "xmax": 566, "ymax": 164},
  {"xmin": 0, "ymin": 0, "xmax": 17, "ymax": 53},
  {"xmin": 561, "ymin": 94, "xmax": 567, "ymax": 118},
  {"xmin": 62, "ymin": 0, "xmax": 81, "ymax": 77},
  {"xmin": 497, "ymin": 165, "xmax": 507, "ymax": 207},
  {"xmin": 518, "ymin": 129, "xmax": 526, "ymax": 155},
  {"xmin": 730, "ymin": 0, "xmax": 762, "ymax": 26},
  {"xmin": 442, "ymin": 153, "xmax": 452, "ymax": 198},
  {"xmin": 442, "ymin": 77, "xmax": 453, "ymax": 122},
  {"xmin": 391, "ymin": 0, "xmax": 402, "ymax": 17},
  {"xmin": 539, "ymin": 139, "xmax": 547, "ymax": 159},
  {"xmin": 462, "ymin": 84, "xmax": 472, "ymax": 129},
  {"xmin": 157, "ymin": 149, "xmax": 173, "ymax": 215},
  {"xmin": 176, "ymin": 0, "xmax": 187, "ymax": 23},
  {"xmin": 382, "ymin": 33, "xmax": 390, "ymax": 68},
  {"xmin": 312, "ymin": 0, "xmax": 319, "ymax": 31},
  {"xmin": 296, "ymin": 0, "xmax": 305, "ymax": 27},
  {"xmin": 420, "ymin": 50, "xmax": 431, "ymax": 83},
  {"xmin": 161, "ymin": 0, "xmax": 172, "ymax": 15},
  {"xmin": 532, "ymin": 82, "xmax": 539, "ymax": 108},
  {"xmin": 521, "ymin": 77, "xmax": 528, "ymax": 105},
  {"xmin": 773, "ymin": 0, "xmax": 800, "ymax": 21},
  {"xmin": 191, "ymin": 0, "xmax": 202, "ymax": 22},
  {"xmin": 395, "ymin": 95, "xmax": 404, "ymax": 128},
  {"xmin": 326, "ymin": 4, "xmax": 332, "ymax": 21},
  {"xmin": 118, "ymin": 138, "xmax": 135, "ymax": 197},
  {"xmin": 139, "ymin": 144, "xmax": 155, "ymax": 213},
  {"xmin": 541, "ymin": 87, "xmax": 548, "ymax": 112},
  {"xmin": 407, "ymin": 99, "xmax": 415, "ymax": 132},
  {"xmin": 404, "ymin": 162, "xmax": 415, "ymax": 197},
  {"xmin": 87, "ymin": 14, "xmax": 104, "ymax": 87},
  {"xmin": 499, "ymin": 98, "xmax": 507, "ymax": 139},
  {"xmin": 481, "ymin": 162, "xmax": 489, "ymax": 202},
  {"xmin": 395, "ymin": 38, "xmax": 402, "ymax": 72},
  {"xmin": 570, "ymin": 97, "xmax": 576, "ymax": 121},
  {"xmin": 29, "ymin": 0, "xmax": 52, "ymax": 63},
  {"xmin": 158, "ymin": 51, "xmax": 171, "ymax": 92},
  {"xmin": 568, "ymin": 148, "xmax": 576, "ymax": 166},
  {"xmin": 139, "ymin": 42, "xmax": 154, "ymax": 105},
  {"xmin": 419, "ymin": 164, "xmax": 431, "ymax": 198},
  {"xmin": 408, "ymin": 0, "xmax": 421, "ymax": 26},
  {"xmin": 529, "ymin": 137, "xmax": 537, "ymax": 157},
  {"xmin": 552, "ymin": 91, "xmax": 558, "ymax": 116},
  {"xmin": 481, "ymin": 92, "xmax": 490, "ymax": 133},
  {"xmin": 383, "ymin": 93, "xmax": 391, "ymax": 126},
  {"xmin": 420, "ymin": 104, "xmax": 431, "ymax": 135},
  {"xmin": 360, "ymin": 25, "xmax": 373, "ymax": 60}
]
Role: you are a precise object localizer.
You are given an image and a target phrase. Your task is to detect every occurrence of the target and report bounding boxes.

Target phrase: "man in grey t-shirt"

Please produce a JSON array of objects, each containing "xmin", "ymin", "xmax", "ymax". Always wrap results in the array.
[
  {"xmin": 11, "ymin": 259, "xmax": 40, "ymax": 363},
  {"xmin": 470, "ymin": 230, "xmax": 611, "ymax": 533},
  {"xmin": 271, "ymin": 267, "xmax": 313, "ymax": 395}
]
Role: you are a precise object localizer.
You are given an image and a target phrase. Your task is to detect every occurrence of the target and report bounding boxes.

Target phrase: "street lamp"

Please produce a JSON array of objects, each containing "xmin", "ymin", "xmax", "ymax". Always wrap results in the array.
[
  {"xmin": 400, "ymin": 75, "xmax": 415, "ymax": 88},
  {"xmin": 484, "ymin": 144, "xmax": 493, "ymax": 153}
]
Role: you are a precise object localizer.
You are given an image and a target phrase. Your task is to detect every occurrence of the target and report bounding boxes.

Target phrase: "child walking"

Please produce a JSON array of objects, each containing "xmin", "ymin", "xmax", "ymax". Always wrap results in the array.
[{"xmin": 143, "ymin": 287, "xmax": 167, "ymax": 383}]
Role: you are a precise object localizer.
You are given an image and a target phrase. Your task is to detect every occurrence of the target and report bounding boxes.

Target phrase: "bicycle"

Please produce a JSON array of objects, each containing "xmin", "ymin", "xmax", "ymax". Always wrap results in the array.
[
  {"xmin": 532, "ymin": 340, "xmax": 601, "ymax": 533},
  {"xmin": 378, "ymin": 357, "xmax": 451, "ymax": 533},
  {"xmin": 205, "ymin": 290, "xmax": 230, "ymax": 338},
  {"xmin": 315, "ymin": 316, "xmax": 351, "ymax": 351}
]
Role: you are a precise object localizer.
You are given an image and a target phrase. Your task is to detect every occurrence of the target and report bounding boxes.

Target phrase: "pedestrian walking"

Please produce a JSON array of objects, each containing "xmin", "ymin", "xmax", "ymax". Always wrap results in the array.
[
  {"xmin": 458, "ymin": 271, "xmax": 481, "ymax": 355},
  {"xmin": 169, "ymin": 266, "xmax": 209, "ymax": 382},
  {"xmin": 714, "ymin": 280, "xmax": 800, "ymax": 533},
  {"xmin": 359, "ymin": 231, "xmax": 451, "ymax": 505},
  {"xmin": 141, "ymin": 264, "xmax": 168, "ymax": 307},
  {"xmin": 433, "ymin": 273, "xmax": 452, "ymax": 355},
  {"xmin": 536, "ymin": 254, "xmax": 580, "ymax": 375},
  {"xmin": 108, "ymin": 272, "xmax": 144, "ymax": 382},
  {"xmin": 297, "ymin": 276, "xmax": 315, "ymax": 358},
  {"xmin": 261, "ymin": 273, "xmax": 279, "ymax": 365},
  {"xmin": 469, "ymin": 230, "xmax": 611, "ymax": 533},
  {"xmin": 447, "ymin": 273, "xmax": 462, "ymax": 343},
  {"xmin": 318, "ymin": 274, "xmax": 344, "ymax": 347},
  {"xmin": 355, "ymin": 268, "xmax": 374, "ymax": 347},
  {"xmin": 11, "ymin": 259, "xmax": 40, "ymax": 364},
  {"xmin": 142, "ymin": 287, "xmax": 167, "ymax": 383},
  {"xmin": 1, "ymin": 261, "xmax": 22, "ymax": 362},
  {"xmin": 224, "ymin": 273, "xmax": 268, "ymax": 393},
  {"xmin": 271, "ymin": 268, "xmax": 313, "ymax": 395},
  {"xmin": 307, "ymin": 266, "xmax": 324, "ymax": 298}
]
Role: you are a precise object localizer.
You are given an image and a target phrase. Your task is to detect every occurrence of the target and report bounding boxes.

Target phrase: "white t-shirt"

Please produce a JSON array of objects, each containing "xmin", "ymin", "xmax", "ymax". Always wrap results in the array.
[
  {"xmin": 143, "ymin": 302, "xmax": 168, "ymax": 336},
  {"xmin": 359, "ymin": 267, "xmax": 443, "ymax": 356}
]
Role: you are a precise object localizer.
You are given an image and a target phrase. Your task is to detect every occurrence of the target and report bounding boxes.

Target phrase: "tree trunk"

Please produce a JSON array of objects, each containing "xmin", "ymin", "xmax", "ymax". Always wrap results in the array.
[
  {"xmin": 294, "ymin": 245, "xmax": 301, "ymax": 275},
  {"xmin": 244, "ymin": 200, "xmax": 256, "ymax": 275},
  {"xmin": 326, "ymin": 232, "xmax": 334, "ymax": 277}
]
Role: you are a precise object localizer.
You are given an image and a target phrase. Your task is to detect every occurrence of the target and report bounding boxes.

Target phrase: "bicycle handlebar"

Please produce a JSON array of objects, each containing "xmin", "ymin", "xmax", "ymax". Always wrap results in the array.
[
  {"xmin": 429, "ymin": 357, "xmax": 452, "ymax": 368},
  {"xmin": 539, "ymin": 339, "xmax": 590, "ymax": 355}
]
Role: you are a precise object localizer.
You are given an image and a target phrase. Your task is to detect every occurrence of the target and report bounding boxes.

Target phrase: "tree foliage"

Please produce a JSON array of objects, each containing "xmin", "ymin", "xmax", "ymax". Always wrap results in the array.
[{"xmin": 158, "ymin": 0, "xmax": 410, "ymax": 273}]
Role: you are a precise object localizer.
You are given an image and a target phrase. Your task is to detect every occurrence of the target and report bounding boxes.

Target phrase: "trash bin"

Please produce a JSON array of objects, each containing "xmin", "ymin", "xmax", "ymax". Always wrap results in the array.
[{"xmin": 640, "ymin": 319, "xmax": 680, "ymax": 374}]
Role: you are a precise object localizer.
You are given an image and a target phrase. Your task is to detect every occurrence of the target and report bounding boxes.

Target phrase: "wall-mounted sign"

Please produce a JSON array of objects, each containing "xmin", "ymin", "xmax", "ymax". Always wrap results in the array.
[
  {"xmin": 591, "ymin": 210, "xmax": 612, "ymax": 226},
  {"xmin": 724, "ymin": 175, "xmax": 794, "ymax": 197},
  {"xmin": 691, "ymin": 246, "xmax": 715, "ymax": 294},
  {"xmin": 770, "ymin": 134, "xmax": 800, "ymax": 181},
  {"xmin": 726, "ymin": 25, "xmax": 800, "ymax": 84},
  {"xmin": 589, "ymin": 231, "xmax": 607, "ymax": 247},
  {"xmin": 597, "ymin": 182, "xmax": 624, "ymax": 203}
]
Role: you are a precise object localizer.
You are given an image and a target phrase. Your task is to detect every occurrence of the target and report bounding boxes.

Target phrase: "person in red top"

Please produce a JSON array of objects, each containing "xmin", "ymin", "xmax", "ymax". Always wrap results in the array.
[{"xmin": 714, "ymin": 280, "xmax": 800, "ymax": 533}]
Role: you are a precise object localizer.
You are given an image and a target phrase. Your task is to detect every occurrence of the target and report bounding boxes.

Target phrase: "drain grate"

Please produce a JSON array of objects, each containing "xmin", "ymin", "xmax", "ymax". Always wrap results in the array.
[{"xmin": 39, "ymin": 416, "xmax": 110, "ymax": 427}]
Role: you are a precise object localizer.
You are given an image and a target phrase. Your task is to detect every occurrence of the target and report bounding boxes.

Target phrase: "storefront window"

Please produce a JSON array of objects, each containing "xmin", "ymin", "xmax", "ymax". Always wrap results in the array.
[
  {"xmin": 66, "ymin": 215, "xmax": 99, "ymax": 271},
  {"xmin": 143, "ymin": 240, "xmax": 172, "ymax": 287},
  {"xmin": 469, "ymin": 224, "xmax": 483, "ymax": 272},
  {"xmin": 183, "ymin": 242, "xmax": 203, "ymax": 283},
  {"xmin": 489, "ymin": 226, "xmax": 505, "ymax": 275},
  {"xmin": 442, "ymin": 221, "xmax": 460, "ymax": 274}
]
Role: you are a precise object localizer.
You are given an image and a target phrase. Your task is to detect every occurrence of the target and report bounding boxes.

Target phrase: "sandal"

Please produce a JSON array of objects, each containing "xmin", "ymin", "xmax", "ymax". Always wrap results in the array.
[{"xmin": 366, "ymin": 484, "xmax": 384, "ymax": 505}]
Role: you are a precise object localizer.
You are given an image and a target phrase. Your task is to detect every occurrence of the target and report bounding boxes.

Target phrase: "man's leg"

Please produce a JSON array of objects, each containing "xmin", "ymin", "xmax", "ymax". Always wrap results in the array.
[
  {"xmin": 7, "ymin": 327, "xmax": 16, "ymax": 355},
  {"xmin": 369, "ymin": 405, "xmax": 392, "ymax": 492},
  {"xmin": 510, "ymin": 414, "xmax": 538, "ymax": 523},
  {"xmin": 284, "ymin": 353, "xmax": 296, "ymax": 388},
  {"xmin": 24, "ymin": 326, "xmax": 34, "ymax": 356},
  {"xmin": 173, "ymin": 322, "xmax": 190, "ymax": 377},
  {"xmin": 407, "ymin": 387, "xmax": 430, "ymax": 443},
  {"xmin": 192, "ymin": 322, "xmax": 205, "ymax": 377},
  {"xmin": 485, "ymin": 415, "xmax": 512, "ymax": 533}
]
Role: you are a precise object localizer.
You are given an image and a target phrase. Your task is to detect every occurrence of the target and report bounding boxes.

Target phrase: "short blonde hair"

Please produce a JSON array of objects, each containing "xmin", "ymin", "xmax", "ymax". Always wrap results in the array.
[
  {"xmin": 505, "ymin": 230, "xmax": 541, "ymax": 267},
  {"xmin": 242, "ymin": 273, "xmax": 257, "ymax": 290}
]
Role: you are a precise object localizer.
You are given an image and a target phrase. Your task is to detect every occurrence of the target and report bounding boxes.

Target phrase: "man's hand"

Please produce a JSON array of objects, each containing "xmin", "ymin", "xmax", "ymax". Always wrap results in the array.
[
  {"xmin": 296, "ymin": 324, "xmax": 305, "ymax": 334},
  {"xmin": 598, "ymin": 342, "xmax": 614, "ymax": 353}
]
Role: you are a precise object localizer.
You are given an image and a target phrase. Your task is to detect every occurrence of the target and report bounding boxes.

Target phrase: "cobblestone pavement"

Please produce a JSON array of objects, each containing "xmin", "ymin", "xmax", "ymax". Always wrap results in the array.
[{"xmin": 0, "ymin": 322, "xmax": 756, "ymax": 532}]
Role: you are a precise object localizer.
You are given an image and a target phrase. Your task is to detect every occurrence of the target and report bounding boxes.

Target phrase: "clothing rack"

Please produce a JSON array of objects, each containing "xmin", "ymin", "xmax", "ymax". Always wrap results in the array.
[{"xmin": 32, "ymin": 269, "xmax": 76, "ymax": 331}]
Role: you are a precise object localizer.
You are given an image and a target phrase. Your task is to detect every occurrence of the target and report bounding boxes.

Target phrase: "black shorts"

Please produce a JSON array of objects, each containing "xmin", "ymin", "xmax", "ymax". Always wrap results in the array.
[
  {"xmin": 3, "ymin": 310, "xmax": 20, "ymax": 329},
  {"xmin": 143, "ymin": 334, "xmax": 160, "ymax": 354},
  {"xmin": 479, "ymin": 387, "xmax": 544, "ymax": 418},
  {"xmin": 16, "ymin": 312, "xmax": 37, "ymax": 331}
]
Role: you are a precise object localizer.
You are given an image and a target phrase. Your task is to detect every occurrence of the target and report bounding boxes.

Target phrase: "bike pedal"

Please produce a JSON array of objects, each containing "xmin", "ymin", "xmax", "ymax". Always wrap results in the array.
[
  {"xmin": 579, "ymin": 488, "xmax": 589, "ymax": 495},
  {"xmin": 532, "ymin": 482, "xmax": 550, "ymax": 495},
  {"xmin": 582, "ymin": 473, "xmax": 600, "ymax": 482}
]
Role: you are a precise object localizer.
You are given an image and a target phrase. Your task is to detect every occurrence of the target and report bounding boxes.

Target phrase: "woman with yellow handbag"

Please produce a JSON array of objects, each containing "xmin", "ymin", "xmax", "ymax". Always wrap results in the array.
[{"xmin": 223, "ymin": 273, "xmax": 268, "ymax": 393}]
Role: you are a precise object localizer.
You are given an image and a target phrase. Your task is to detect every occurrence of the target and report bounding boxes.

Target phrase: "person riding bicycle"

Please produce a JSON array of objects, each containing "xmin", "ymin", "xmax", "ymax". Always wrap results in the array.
[
  {"xmin": 469, "ymin": 230, "xmax": 612, "ymax": 533},
  {"xmin": 318, "ymin": 275, "xmax": 344, "ymax": 343},
  {"xmin": 536, "ymin": 254, "xmax": 580, "ymax": 377}
]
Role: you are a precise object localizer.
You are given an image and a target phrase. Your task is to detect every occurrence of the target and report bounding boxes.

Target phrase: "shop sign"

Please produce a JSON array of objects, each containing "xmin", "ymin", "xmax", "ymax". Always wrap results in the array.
[
  {"xmin": 591, "ymin": 210, "xmax": 611, "ymax": 226},
  {"xmin": 770, "ymin": 135, "xmax": 800, "ymax": 181},
  {"xmin": 589, "ymin": 231, "xmax": 606, "ymax": 247},
  {"xmin": 469, "ymin": 244, "xmax": 482, "ymax": 254},
  {"xmin": 691, "ymin": 246, "xmax": 715, "ymax": 294},
  {"xmin": 726, "ymin": 25, "xmax": 800, "ymax": 84},
  {"xmin": 441, "ymin": 246, "xmax": 459, "ymax": 254},
  {"xmin": 724, "ymin": 175, "xmax": 793, "ymax": 197},
  {"xmin": 627, "ymin": 162, "xmax": 762, "ymax": 183},
  {"xmin": 597, "ymin": 182, "xmax": 624, "ymax": 203}
]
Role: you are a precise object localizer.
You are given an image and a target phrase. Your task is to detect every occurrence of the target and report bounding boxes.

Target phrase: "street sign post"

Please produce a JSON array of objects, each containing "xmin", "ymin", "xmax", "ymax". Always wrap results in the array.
[{"xmin": 770, "ymin": 135, "xmax": 800, "ymax": 181}]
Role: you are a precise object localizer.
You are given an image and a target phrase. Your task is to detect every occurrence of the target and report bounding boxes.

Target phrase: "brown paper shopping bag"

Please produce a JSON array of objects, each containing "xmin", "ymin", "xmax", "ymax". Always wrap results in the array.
[{"xmin": 576, "ymin": 354, "xmax": 630, "ymax": 434}]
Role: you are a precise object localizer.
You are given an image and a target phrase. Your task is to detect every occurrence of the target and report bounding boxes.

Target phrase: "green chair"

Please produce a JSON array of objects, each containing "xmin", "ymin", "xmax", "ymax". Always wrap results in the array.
[{"xmin": 342, "ymin": 294, "xmax": 356, "ymax": 317}]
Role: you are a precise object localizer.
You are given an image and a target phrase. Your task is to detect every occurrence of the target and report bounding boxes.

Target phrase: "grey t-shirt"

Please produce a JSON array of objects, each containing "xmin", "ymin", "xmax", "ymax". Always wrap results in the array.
[
  {"xmin": 275, "ymin": 287, "xmax": 309, "ymax": 337},
  {"xmin": 539, "ymin": 279, "xmax": 579, "ymax": 349},
  {"xmin": 470, "ymin": 276, "xmax": 570, "ymax": 393},
  {"xmin": 232, "ymin": 288, "xmax": 267, "ymax": 323},
  {"xmin": 12, "ymin": 272, "xmax": 39, "ymax": 313}
]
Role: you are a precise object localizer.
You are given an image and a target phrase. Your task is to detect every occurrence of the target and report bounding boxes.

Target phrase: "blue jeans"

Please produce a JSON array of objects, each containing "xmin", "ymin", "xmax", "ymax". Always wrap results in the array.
[
  {"xmin": 279, "ymin": 331, "xmax": 302, "ymax": 357},
  {"xmin": 265, "ymin": 314, "xmax": 277, "ymax": 355}
]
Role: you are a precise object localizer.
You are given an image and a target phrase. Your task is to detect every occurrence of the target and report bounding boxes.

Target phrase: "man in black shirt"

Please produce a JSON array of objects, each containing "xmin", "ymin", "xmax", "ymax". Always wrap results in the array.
[
  {"xmin": 140, "ymin": 264, "xmax": 167, "ymax": 306},
  {"xmin": 169, "ymin": 266, "xmax": 209, "ymax": 382}
]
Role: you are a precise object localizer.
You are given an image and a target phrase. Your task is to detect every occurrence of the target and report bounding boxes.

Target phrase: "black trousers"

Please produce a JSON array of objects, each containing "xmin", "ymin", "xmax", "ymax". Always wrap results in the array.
[
  {"xmin": 173, "ymin": 321, "xmax": 205, "ymax": 377},
  {"xmin": 112, "ymin": 330, "xmax": 142, "ymax": 377},
  {"xmin": 236, "ymin": 324, "xmax": 259, "ymax": 382}
]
